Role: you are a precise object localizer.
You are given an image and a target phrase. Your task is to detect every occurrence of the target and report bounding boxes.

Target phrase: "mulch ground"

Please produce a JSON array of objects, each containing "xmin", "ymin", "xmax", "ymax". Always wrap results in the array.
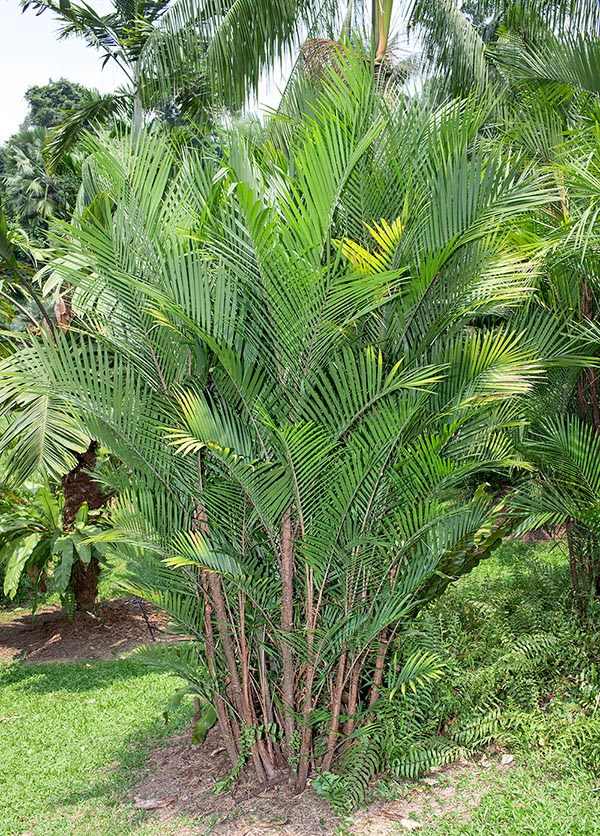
[
  {"xmin": 131, "ymin": 725, "xmax": 340, "ymax": 835},
  {"xmin": 0, "ymin": 597, "xmax": 169, "ymax": 664}
]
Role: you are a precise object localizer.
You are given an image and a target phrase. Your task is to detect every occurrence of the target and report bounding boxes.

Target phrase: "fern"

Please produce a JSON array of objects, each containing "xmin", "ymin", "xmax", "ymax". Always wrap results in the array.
[
  {"xmin": 315, "ymin": 738, "xmax": 382, "ymax": 814},
  {"xmin": 60, "ymin": 587, "xmax": 76, "ymax": 621},
  {"xmin": 389, "ymin": 737, "xmax": 462, "ymax": 779},
  {"xmin": 213, "ymin": 723, "xmax": 257, "ymax": 795}
]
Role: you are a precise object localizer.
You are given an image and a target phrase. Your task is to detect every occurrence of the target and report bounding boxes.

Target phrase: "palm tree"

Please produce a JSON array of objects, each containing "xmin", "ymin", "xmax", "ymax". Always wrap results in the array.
[
  {"xmin": 21, "ymin": 0, "xmax": 348, "ymax": 162},
  {"xmin": 505, "ymin": 96, "xmax": 600, "ymax": 606},
  {"xmin": 0, "ymin": 54, "xmax": 579, "ymax": 787},
  {"xmin": 1, "ymin": 127, "xmax": 79, "ymax": 232},
  {"xmin": 23, "ymin": 0, "xmax": 447, "ymax": 171},
  {"xmin": 22, "ymin": 0, "xmax": 206, "ymax": 158},
  {"xmin": 407, "ymin": 0, "xmax": 600, "ymax": 95}
]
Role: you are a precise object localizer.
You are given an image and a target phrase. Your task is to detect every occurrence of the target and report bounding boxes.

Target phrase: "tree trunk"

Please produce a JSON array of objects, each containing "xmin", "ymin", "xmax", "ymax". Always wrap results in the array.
[
  {"xmin": 133, "ymin": 62, "xmax": 143, "ymax": 143},
  {"xmin": 62, "ymin": 441, "xmax": 105, "ymax": 613},
  {"xmin": 72, "ymin": 555, "xmax": 100, "ymax": 614},
  {"xmin": 279, "ymin": 507, "xmax": 296, "ymax": 775}
]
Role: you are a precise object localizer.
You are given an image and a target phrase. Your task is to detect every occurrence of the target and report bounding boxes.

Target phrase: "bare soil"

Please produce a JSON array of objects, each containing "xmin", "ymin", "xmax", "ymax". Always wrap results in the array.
[
  {"xmin": 131, "ymin": 725, "xmax": 512, "ymax": 836},
  {"xmin": 0, "ymin": 597, "xmax": 169, "ymax": 663},
  {"xmin": 131, "ymin": 725, "xmax": 338, "ymax": 835}
]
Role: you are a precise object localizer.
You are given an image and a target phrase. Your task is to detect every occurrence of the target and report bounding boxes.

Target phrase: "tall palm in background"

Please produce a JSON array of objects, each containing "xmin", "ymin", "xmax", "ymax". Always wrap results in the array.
[
  {"xmin": 21, "ymin": 0, "xmax": 433, "ymax": 167},
  {"xmin": 1, "ymin": 128, "xmax": 79, "ymax": 232},
  {"xmin": 507, "ymin": 107, "xmax": 600, "ymax": 605},
  {"xmin": 22, "ymin": 0, "xmax": 352, "ymax": 163},
  {"xmin": 23, "ymin": 0, "xmax": 600, "ymax": 157},
  {"xmin": 22, "ymin": 0, "xmax": 212, "ymax": 161}
]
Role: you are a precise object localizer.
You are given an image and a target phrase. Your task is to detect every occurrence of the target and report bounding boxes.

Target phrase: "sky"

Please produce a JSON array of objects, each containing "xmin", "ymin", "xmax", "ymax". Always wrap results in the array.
[
  {"xmin": 0, "ymin": 0, "xmax": 292, "ymax": 144},
  {"xmin": 0, "ymin": 0, "xmax": 126, "ymax": 143}
]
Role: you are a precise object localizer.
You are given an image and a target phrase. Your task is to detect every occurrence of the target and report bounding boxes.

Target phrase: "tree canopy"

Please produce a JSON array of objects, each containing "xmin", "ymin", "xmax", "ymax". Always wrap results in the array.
[{"xmin": 23, "ymin": 78, "xmax": 90, "ymax": 129}]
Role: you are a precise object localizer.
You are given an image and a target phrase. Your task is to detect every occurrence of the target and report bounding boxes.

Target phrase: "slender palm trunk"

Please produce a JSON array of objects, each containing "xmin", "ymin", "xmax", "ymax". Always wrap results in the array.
[
  {"xmin": 133, "ymin": 61, "xmax": 143, "ymax": 143},
  {"xmin": 280, "ymin": 507, "xmax": 296, "ymax": 774},
  {"xmin": 374, "ymin": 0, "xmax": 394, "ymax": 61}
]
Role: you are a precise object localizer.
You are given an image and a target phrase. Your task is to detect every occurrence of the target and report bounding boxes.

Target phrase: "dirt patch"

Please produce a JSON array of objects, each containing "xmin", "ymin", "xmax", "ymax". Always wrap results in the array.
[
  {"xmin": 131, "ymin": 725, "xmax": 338, "ymax": 835},
  {"xmin": 131, "ymin": 726, "xmax": 513, "ymax": 836},
  {"xmin": 350, "ymin": 762, "xmax": 491, "ymax": 836},
  {"xmin": 0, "ymin": 597, "xmax": 169, "ymax": 664},
  {"xmin": 519, "ymin": 528, "xmax": 555, "ymax": 543}
]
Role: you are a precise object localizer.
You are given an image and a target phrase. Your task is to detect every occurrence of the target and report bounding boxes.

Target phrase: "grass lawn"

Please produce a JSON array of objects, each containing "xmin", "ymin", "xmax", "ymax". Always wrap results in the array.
[
  {"xmin": 421, "ymin": 755, "xmax": 600, "ymax": 836},
  {"xmin": 0, "ymin": 659, "xmax": 194, "ymax": 836}
]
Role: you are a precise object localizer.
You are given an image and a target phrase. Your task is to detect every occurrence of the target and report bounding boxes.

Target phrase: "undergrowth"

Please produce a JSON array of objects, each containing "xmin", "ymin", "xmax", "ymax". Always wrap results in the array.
[
  {"xmin": 2, "ymin": 539, "xmax": 598, "ymax": 832},
  {"xmin": 316, "ymin": 540, "xmax": 600, "ymax": 813}
]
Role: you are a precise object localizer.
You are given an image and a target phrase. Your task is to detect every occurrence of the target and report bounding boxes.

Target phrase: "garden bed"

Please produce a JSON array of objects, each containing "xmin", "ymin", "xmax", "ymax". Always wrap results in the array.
[{"xmin": 0, "ymin": 597, "xmax": 168, "ymax": 663}]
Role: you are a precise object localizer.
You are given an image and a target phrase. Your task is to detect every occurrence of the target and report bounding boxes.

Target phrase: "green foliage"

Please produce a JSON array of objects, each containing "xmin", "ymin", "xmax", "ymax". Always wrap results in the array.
[
  {"xmin": 0, "ymin": 485, "xmax": 108, "ymax": 613},
  {"xmin": 313, "ymin": 541, "xmax": 600, "ymax": 813},
  {"xmin": 0, "ymin": 126, "xmax": 80, "ymax": 238},
  {"xmin": 412, "ymin": 541, "xmax": 600, "ymax": 763},
  {"xmin": 0, "ymin": 381, "xmax": 90, "ymax": 486},
  {"xmin": 408, "ymin": 0, "xmax": 600, "ymax": 96},
  {"xmin": 0, "ymin": 52, "xmax": 588, "ymax": 789},
  {"xmin": 23, "ymin": 78, "xmax": 90, "ymax": 129}
]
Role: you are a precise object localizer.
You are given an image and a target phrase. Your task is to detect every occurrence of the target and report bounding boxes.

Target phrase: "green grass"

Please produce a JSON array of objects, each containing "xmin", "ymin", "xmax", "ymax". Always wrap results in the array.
[
  {"xmin": 423, "ymin": 754, "xmax": 600, "ymax": 835},
  {"xmin": 0, "ymin": 659, "xmax": 194, "ymax": 836},
  {"xmin": 2, "ymin": 541, "xmax": 600, "ymax": 836}
]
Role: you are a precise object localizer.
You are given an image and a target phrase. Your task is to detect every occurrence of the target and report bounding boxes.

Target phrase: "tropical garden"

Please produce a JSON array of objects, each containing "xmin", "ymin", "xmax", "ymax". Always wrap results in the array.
[{"xmin": 1, "ymin": 0, "xmax": 600, "ymax": 833}]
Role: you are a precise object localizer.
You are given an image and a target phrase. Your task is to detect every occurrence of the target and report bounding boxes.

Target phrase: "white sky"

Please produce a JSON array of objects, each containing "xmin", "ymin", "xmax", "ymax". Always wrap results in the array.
[{"xmin": 0, "ymin": 0, "xmax": 129, "ymax": 142}]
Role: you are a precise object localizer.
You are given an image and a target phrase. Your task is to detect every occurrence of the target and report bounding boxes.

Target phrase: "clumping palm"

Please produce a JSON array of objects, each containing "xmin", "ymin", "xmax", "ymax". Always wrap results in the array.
[{"xmin": 1, "ymin": 56, "xmax": 571, "ymax": 790}]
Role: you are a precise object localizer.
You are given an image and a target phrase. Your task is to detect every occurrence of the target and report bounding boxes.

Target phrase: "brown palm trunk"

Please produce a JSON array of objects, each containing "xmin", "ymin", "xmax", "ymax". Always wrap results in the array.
[
  {"xmin": 62, "ymin": 441, "xmax": 105, "ymax": 613},
  {"xmin": 280, "ymin": 507, "xmax": 296, "ymax": 775}
]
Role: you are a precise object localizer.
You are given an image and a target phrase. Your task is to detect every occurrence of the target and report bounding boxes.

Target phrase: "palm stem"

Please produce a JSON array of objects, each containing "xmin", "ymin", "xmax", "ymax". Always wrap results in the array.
[
  {"xmin": 280, "ymin": 505, "xmax": 296, "ymax": 771},
  {"xmin": 374, "ymin": 0, "xmax": 394, "ymax": 61},
  {"xmin": 322, "ymin": 650, "xmax": 347, "ymax": 772},
  {"xmin": 133, "ymin": 61, "xmax": 143, "ymax": 143}
]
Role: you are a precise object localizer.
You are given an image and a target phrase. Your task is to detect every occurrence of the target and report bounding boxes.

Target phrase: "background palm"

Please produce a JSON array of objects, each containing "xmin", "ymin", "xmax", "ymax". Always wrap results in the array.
[
  {"xmin": 22, "ymin": 0, "xmax": 345, "ymax": 163},
  {"xmin": 1, "ymin": 128, "xmax": 79, "ymax": 232},
  {"xmin": 22, "ymin": 0, "xmax": 212, "ymax": 161},
  {"xmin": 503, "ymin": 99, "xmax": 600, "ymax": 604}
]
